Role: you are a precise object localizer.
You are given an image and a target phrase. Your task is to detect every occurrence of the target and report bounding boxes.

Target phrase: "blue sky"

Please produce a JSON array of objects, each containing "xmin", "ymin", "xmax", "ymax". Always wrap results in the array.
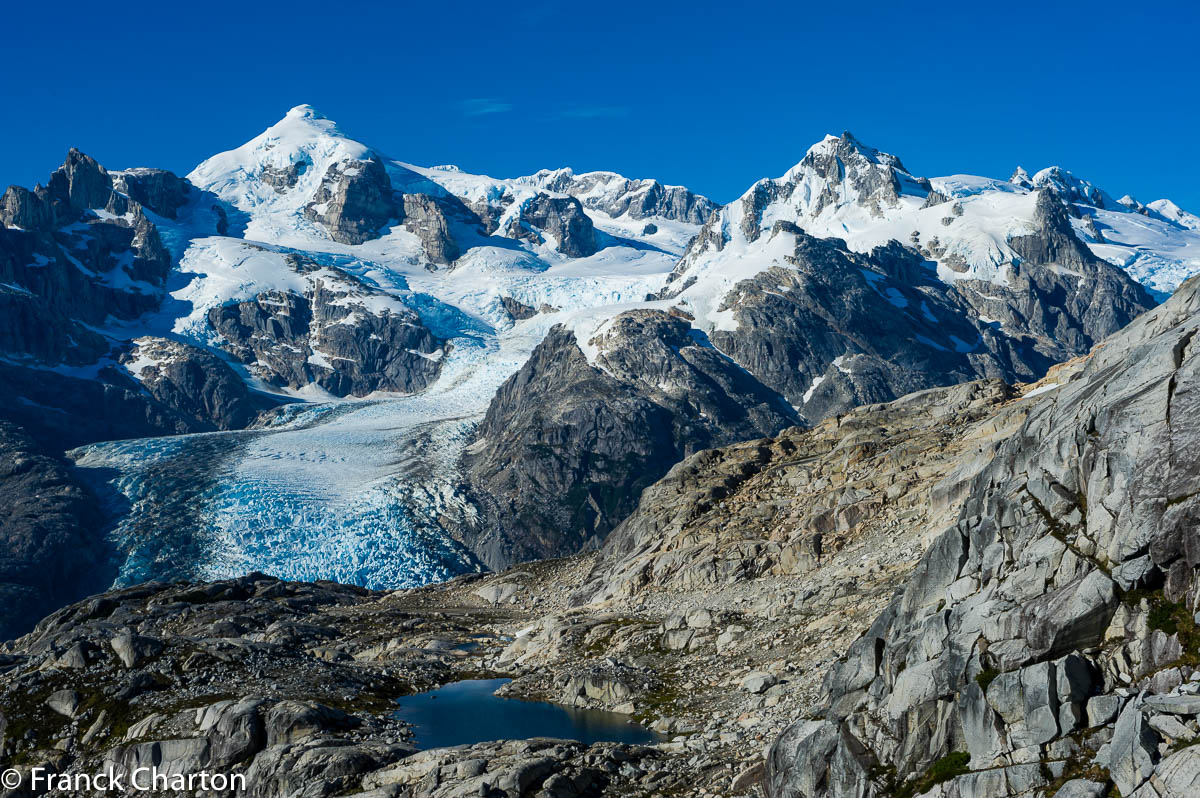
[{"xmin": 4, "ymin": 0, "xmax": 1198, "ymax": 209}]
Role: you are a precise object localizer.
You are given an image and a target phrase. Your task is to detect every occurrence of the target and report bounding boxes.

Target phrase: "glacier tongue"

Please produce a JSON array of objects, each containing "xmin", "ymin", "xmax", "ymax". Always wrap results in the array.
[{"xmin": 70, "ymin": 255, "xmax": 673, "ymax": 589}]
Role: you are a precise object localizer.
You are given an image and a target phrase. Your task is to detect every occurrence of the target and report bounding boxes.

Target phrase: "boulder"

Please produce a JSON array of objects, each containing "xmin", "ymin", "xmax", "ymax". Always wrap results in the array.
[
  {"xmin": 741, "ymin": 672, "xmax": 777, "ymax": 695},
  {"xmin": 110, "ymin": 631, "xmax": 163, "ymax": 668},
  {"xmin": 1106, "ymin": 700, "xmax": 1161, "ymax": 795},
  {"xmin": 46, "ymin": 689, "xmax": 81, "ymax": 718}
]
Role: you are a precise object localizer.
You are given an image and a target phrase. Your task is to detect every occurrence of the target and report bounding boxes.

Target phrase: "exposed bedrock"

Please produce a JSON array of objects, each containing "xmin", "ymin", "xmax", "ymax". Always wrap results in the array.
[
  {"xmin": 766, "ymin": 276, "xmax": 1200, "ymax": 798},
  {"xmin": 462, "ymin": 310, "xmax": 799, "ymax": 570}
]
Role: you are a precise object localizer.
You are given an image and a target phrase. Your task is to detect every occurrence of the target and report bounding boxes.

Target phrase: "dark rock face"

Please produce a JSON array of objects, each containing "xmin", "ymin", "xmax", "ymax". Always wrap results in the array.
[
  {"xmin": 46, "ymin": 148, "xmax": 114, "ymax": 211},
  {"xmin": 304, "ymin": 155, "xmax": 399, "ymax": 244},
  {"xmin": 766, "ymin": 276, "xmax": 1200, "ymax": 798},
  {"xmin": 0, "ymin": 421, "xmax": 110, "ymax": 641},
  {"xmin": 0, "ymin": 152, "xmax": 228, "ymax": 449},
  {"xmin": 121, "ymin": 338, "xmax": 275, "ymax": 431},
  {"xmin": 708, "ymin": 231, "xmax": 1032, "ymax": 421},
  {"xmin": 462, "ymin": 311, "xmax": 800, "ymax": 569},
  {"xmin": 0, "ymin": 281, "xmax": 108, "ymax": 366},
  {"xmin": 209, "ymin": 276, "xmax": 445, "ymax": 397},
  {"xmin": 679, "ymin": 216, "xmax": 1155, "ymax": 426},
  {"xmin": 500, "ymin": 295, "xmax": 538, "ymax": 321},
  {"xmin": 509, "ymin": 193, "xmax": 599, "ymax": 257},
  {"xmin": 111, "ymin": 169, "xmax": 192, "ymax": 219},
  {"xmin": 992, "ymin": 191, "xmax": 1156, "ymax": 348},
  {"xmin": 401, "ymin": 194, "xmax": 460, "ymax": 265},
  {"xmin": 0, "ymin": 363, "xmax": 201, "ymax": 452},
  {"xmin": 0, "ymin": 151, "xmax": 300, "ymax": 453},
  {"xmin": 0, "ymin": 151, "xmax": 171, "ymax": 338}
]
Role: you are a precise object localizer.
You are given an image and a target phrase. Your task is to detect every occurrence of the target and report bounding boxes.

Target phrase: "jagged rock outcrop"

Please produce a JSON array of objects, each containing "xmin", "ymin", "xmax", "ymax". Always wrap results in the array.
[
  {"xmin": 790, "ymin": 131, "xmax": 931, "ymax": 218},
  {"xmin": 976, "ymin": 189, "xmax": 1156, "ymax": 351},
  {"xmin": 668, "ymin": 207, "xmax": 1154, "ymax": 425},
  {"xmin": 509, "ymin": 193, "xmax": 599, "ymax": 257},
  {"xmin": 401, "ymin": 193, "xmax": 460, "ymax": 265},
  {"xmin": 121, "ymin": 338, "xmax": 276, "ymax": 430},
  {"xmin": 658, "ymin": 132, "xmax": 1158, "ymax": 428},
  {"xmin": 500, "ymin": 295, "xmax": 538, "ymax": 321},
  {"xmin": 766, "ymin": 275, "xmax": 1200, "ymax": 797},
  {"xmin": 0, "ymin": 153, "xmax": 238, "ymax": 448},
  {"xmin": 304, "ymin": 154, "xmax": 399, "ymax": 244},
  {"xmin": 0, "ymin": 421, "xmax": 110, "ymax": 641},
  {"xmin": 111, "ymin": 168, "xmax": 192, "ymax": 219},
  {"xmin": 461, "ymin": 311, "xmax": 800, "ymax": 569},
  {"xmin": 705, "ymin": 230, "xmax": 1036, "ymax": 421},
  {"xmin": 208, "ymin": 266, "xmax": 445, "ymax": 397},
  {"xmin": 520, "ymin": 168, "xmax": 718, "ymax": 224},
  {"xmin": 0, "ymin": 149, "xmax": 171, "ymax": 334}
]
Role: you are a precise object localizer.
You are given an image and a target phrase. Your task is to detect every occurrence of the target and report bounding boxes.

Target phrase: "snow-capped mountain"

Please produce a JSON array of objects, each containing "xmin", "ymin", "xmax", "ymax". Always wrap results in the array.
[
  {"xmin": 669, "ymin": 132, "xmax": 1200, "ymax": 302},
  {"xmin": 2, "ymin": 106, "xmax": 1199, "ymax": 636},
  {"xmin": 52, "ymin": 105, "xmax": 715, "ymax": 597},
  {"xmin": 640, "ymin": 132, "xmax": 1165, "ymax": 421}
]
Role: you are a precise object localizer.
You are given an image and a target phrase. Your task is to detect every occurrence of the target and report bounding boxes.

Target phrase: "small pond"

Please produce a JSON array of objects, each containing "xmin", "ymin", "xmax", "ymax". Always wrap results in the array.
[{"xmin": 395, "ymin": 678, "xmax": 661, "ymax": 750}]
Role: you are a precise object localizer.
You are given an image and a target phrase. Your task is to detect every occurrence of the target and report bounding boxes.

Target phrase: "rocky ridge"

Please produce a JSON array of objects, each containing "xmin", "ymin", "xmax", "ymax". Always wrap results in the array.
[
  {"xmin": 517, "ymin": 168, "xmax": 718, "ymax": 226},
  {"xmin": 0, "ymin": 151, "xmax": 274, "ymax": 447},
  {"xmin": 462, "ymin": 311, "xmax": 800, "ymax": 569},
  {"xmin": 657, "ymin": 136, "xmax": 1156, "ymax": 424}
]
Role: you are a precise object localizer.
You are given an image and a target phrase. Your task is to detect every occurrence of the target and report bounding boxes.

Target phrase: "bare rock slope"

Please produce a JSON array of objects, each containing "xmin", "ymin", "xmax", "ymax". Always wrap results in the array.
[{"xmin": 768, "ymin": 275, "xmax": 1200, "ymax": 797}]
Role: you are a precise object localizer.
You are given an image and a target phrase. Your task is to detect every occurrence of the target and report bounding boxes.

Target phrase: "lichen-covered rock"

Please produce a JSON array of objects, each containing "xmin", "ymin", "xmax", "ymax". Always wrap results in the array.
[{"xmin": 578, "ymin": 378, "xmax": 1019, "ymax": 605}]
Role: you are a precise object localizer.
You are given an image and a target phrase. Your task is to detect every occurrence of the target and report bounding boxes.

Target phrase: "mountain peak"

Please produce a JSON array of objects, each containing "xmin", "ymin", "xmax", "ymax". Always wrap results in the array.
[
  {"xmin": 189, "ymin": 104, "xmax": 372, "ymax": 207},
  {"xmin": 284, "ymin": 104, "xmax": 329, "ymax": 121},
  {"xmin": 1031, "ymin": 166, "xmax": 1113, "ymax": 209},
  {"xmin": 782, "ymin": 131, "xmax": 918, "ymax": 199}
]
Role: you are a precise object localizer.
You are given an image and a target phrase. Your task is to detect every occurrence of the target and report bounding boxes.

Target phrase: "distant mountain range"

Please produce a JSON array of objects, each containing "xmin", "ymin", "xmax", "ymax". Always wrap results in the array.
[{"xmin": 2, "ymin": 105, "xmax": 1198, "ymax": 637}]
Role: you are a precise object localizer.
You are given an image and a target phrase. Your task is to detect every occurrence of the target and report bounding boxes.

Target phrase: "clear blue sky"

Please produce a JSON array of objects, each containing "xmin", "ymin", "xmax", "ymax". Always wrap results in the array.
[{"xmin": 5, "ymin": 0, "xmax": 1198, "ymax": 209}]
